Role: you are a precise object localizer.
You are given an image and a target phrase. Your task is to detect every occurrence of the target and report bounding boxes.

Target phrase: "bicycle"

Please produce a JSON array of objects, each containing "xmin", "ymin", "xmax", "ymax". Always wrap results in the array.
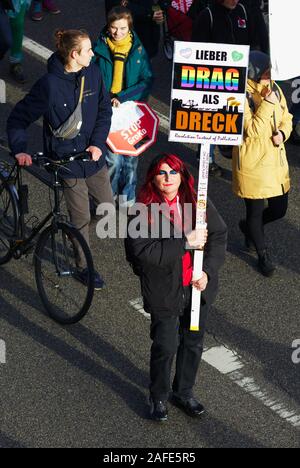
[{"xmin": 0, "ymin": 151, "xmax": 95, "ymax": 325}]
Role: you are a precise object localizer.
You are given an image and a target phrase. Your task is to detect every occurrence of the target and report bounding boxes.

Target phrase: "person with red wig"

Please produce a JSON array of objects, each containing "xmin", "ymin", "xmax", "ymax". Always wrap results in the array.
[{"xmin": 125, "ymin": 153, "xmax": 227, "ymax": 422}]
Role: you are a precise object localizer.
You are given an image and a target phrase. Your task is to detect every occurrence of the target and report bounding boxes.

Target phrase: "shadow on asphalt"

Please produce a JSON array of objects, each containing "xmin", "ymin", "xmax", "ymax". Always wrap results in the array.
[
  {"xmin": 207, "ymin": 307, "xmax": 300, "ymax": 406},
  {"xmin": 0, "ymin": 270, "xmax": 148, "ymax": 419},
  {"xmin": 0, "ymin": 430, "xmax": 26, "ymax": 448},
  {"xmin": 180, "ymin": 411, "xmax": 267, "ymax": 448}
]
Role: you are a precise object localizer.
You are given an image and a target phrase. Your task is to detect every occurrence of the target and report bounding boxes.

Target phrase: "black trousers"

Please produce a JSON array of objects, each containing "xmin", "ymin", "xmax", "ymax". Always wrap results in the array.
[
  {"xmin": 244, "ymin": 192, "xmax": 289, "ymax": 255},
  {"xmin": 149, "ymin": 287, "xmax": 209, "ymax": 401},
  {"xmin": 0, "ymin": 5, "xmax": 12, "ymax": 60}
]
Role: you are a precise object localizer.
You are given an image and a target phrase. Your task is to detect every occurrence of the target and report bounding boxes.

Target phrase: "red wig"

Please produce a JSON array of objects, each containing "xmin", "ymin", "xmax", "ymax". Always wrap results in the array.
[{"xmin": 137, "ymin": 153, "xmax": 197, "ymax": 225}]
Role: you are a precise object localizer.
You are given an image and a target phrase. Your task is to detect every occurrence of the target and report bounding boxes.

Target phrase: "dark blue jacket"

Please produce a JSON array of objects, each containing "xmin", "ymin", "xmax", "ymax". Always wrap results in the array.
[{"xmin": 7, "ymin": 53, "xmax": 112, "ymax": 179}]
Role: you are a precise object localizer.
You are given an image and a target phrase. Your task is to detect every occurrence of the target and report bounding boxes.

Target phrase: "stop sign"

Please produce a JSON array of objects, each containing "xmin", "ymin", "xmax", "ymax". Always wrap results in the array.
[{"xmin": 106, "ymin": 101, "xmax": 159, "ymax": 157}]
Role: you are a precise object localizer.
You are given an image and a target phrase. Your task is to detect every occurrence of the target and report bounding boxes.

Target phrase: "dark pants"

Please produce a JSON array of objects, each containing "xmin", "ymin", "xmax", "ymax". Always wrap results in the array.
[
  {"xmin": 63, "ymin": 166, "xmax": 115, "ymax": 268},
  {"xmin": 0, "ymin": 6, "xmax": 12, "ymax": 60},
  {"xmin": 149, "ymin": 287, "xmax": 209, "ymax": 401},
  {"xmin": 244, "ymin": 192, "xmax": 289, "ymax": 254}
]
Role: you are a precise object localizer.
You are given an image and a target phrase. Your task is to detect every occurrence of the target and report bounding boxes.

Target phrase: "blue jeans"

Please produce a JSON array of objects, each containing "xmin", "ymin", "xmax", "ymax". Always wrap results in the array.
[
  {"xmin": 0, "ymin": 6, "xmax": 12, "ymax": 60},
  {"xmin": 106, "ymin": 150, "xmax": 138, "ymax": 206}
]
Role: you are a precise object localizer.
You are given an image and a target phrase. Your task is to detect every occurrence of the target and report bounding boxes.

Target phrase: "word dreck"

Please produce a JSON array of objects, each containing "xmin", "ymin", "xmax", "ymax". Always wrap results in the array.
[{"xmin": 169, "ymin": 42, "xmax": 249, "ymax": 144}]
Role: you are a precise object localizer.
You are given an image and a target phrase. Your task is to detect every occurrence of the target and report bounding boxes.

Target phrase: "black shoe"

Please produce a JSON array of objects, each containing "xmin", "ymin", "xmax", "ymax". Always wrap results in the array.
[
  {"xmin": 74, "ymin": 268, "xmax": 105, "ymax": 290},
  {"xmin": 258, "ymin": 251, "xmax": 276, "ymax": 277},
  {"xmin": 149, "ymin": 398, "xmax": 168, "ymax": 422},
  {"xmin": 10, "ymin": 63, "xmax": 26, "ymax": 84},
  {"xmin": 172, "ymin": 395, "xmax": 205, "ymax": 417},
  {"xmin": 209, "ymin": 162, "xmax": 222, "ymax": 177},
  {"xmin": 239, "ymin": 219, "xmax": 256, "ymax": 253}
]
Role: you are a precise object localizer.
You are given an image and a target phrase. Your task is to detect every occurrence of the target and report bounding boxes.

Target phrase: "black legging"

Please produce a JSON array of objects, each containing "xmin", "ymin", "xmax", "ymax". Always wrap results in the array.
[
  {"xmin": 0, "ymin": 6, "xmax": 12, "ymax": 60},
  {"xmin": 244, "ymin": 192, "xmax": 289, "ymax": 255}
]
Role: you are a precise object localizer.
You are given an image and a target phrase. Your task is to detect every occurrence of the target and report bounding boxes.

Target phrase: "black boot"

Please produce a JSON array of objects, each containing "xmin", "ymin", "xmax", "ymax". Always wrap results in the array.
[
  {"xmin": 258, "ymin": 250, "xmax": 276, "ymax": 277},
  {"xmin": 10, "ymin": 63, "xmax": 26, "ymax": 84},
  {"xmin": 149, "ymin": 397, "xmax": 168, "ymax": 422},
  {"xmin": 239, "ymin": 219, "xmax": 256, "ymax": 252}
]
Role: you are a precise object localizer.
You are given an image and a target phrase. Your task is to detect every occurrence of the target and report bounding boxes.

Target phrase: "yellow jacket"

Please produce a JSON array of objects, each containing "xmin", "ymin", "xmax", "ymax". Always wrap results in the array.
[{"xmin": 232, "ymin": 80, "xmax": 292, "ymax": 199}]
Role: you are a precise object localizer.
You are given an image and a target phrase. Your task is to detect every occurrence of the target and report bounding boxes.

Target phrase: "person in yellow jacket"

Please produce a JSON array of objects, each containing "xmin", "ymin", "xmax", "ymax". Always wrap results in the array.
[{"xmin": 232, "ymin": 51, "xmax": 292, "ymax": 277}]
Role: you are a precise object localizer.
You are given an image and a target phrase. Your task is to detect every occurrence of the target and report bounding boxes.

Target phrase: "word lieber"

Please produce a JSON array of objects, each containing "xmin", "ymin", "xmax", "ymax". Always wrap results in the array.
[{"xmin": 196, "ymin": 50, "xmax": 228, "ymax": 61}]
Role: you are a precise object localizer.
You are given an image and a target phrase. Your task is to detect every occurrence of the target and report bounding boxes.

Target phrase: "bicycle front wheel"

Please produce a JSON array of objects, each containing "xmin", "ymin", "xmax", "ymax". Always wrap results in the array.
[
  {"xmin": 0, "ymin": 178, "xmax": 18, "ymax": 265},
  {"xmin": 34, "ymin": 223, "xmax": 95, "ymax": 324}
]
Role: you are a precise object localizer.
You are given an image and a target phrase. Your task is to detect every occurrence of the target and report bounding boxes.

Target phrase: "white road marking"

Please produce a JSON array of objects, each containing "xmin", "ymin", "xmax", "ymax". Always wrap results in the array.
[
  {"xmin": 230, "ymin": 371, "xmax": 300, "ymax": 429},
  {"xmin": 0, "ymin": 339, "xmax": 6, "ymax": 364},
  {"xmin": 129, "ymin": 297, "xmax": 300, "ymax": 430},
  {"xmin": 154, "ymin": 109, "xmax": 170, "ymax": 132},
  {"xmin": 129, "ymin": 298, "xmax": 150, "ymax": 320},
  {"xmin": 23, "ymin": 37, "xmax": 52, "ymax": 62},
  {"xmin": 203, "ymin": 345, "xmax": 244, "ymax": 374}
]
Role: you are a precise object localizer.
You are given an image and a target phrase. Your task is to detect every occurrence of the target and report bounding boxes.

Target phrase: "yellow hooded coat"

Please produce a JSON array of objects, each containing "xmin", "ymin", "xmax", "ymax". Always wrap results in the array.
[{"xmin": 232, "ymin": 79, "xmax": 292, "ymax": 199}]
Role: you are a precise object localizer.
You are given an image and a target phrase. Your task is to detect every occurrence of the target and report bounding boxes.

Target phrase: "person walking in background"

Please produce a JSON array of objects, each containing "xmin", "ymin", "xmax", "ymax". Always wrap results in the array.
[
  {"xmin": 30, "ymin": 0, "xmax": 60, "ymax": 21},
  {"xmin": 192, "ymin": 0, "xmax": 267, "ymax": 49},
  {"xmin": 192, "ymin": 0, "xmax": 269, "ymax": 177},
  {"xmin": 4, "ymin": 0, "xmax": 32, "ymax": 83},
  {"xmin": 232, "ymin": 51, "xmax": 292, "ymax": 277},
  {"xmin": 7, "ymin": 29, "xmax": 114, "ymax": 289},
  {"xmin": 241, "ymin": 0, "xmax": 269, "ymax": 52},
  {"xmin": 125, "ymin": 153, "xmax": 227, "ymax": 421},
  {"xmin": 94, "ymin": 6, "xmax": 153, "ymax": 208},
  {"xmin": 0, "ymin": 0, "xmax": 13, "ymax": 61},
  {"xmin": 188, "ymin": 0, "xmax": 211, "ymax": 20},
  {"xmin": 105, "ymin": 0, "xmax": 171, "ymax": 59}
]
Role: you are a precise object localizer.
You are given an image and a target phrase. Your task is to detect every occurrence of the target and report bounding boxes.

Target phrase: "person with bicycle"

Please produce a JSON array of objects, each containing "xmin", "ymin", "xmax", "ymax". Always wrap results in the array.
[{"xmin": 7, "ymin": 29, "xmax": 114, "ymax": 290}]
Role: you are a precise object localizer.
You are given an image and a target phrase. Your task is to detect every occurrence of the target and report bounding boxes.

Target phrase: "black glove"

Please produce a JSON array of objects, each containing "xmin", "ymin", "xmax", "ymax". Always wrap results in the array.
[{"xmin": 158, "ymin": 0, "xmax": 171, "ymax": 11}]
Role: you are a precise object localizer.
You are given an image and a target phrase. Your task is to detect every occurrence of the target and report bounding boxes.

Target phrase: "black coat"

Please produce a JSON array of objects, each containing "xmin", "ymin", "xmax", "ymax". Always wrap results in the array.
[
  {"xmin": 192, "ymin": 1, "xmax": 268, "ymax": 53},
  {"xmin": 125, "ymin": 198, "xmax": 227, "ymax": 317},
  {"xmin": 7, "ymin": 53, "xmax": 112, "ymax": 179}
]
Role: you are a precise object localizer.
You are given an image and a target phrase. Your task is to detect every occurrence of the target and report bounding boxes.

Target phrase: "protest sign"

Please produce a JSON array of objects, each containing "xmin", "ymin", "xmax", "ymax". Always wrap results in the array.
[
  {"xmin": 169, "ymin": 41, "xmax": 249, "ymax": 146},
  {"xmin": 171, "ymin": 0, "xmax": 193, "ymax": 14},
  {"xmin": 169, "ymin": 41, "xmax": 249, "ymax": 331},
  {"xmin": 269, "ymin": 0, "xmax": 300, "ymax": 80},
  {"xmin": 107, "ymin": 101, "xmax": 159, "ymax": 157}
]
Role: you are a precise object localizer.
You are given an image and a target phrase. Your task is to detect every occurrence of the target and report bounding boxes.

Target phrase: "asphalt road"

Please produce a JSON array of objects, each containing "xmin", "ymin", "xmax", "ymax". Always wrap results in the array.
[{"xmin": 0, "ymin": 0, "xmax": 299, "ymax": 449}]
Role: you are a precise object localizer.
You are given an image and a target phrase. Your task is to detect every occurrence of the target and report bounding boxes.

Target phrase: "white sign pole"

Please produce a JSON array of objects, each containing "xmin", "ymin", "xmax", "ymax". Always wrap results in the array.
[{"xmin": 190, "ymin": 143, "xmax": 210, "ymax": 332}]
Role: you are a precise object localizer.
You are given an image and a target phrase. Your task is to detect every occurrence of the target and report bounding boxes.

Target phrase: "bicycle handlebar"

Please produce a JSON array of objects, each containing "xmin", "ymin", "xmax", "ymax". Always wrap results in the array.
[{"xmin": 31, "ymin": 151, "xmax": 92, "ymax": 168}]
